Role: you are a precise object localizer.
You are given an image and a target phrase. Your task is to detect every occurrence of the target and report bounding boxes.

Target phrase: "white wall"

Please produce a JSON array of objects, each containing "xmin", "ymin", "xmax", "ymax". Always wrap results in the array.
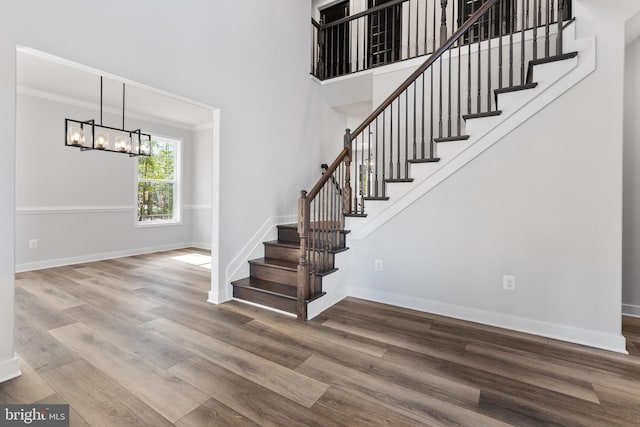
[
  {"xmin": 190, "ymin": 127, "xmax": 213, "ymax": 248},
  {"xmin": 14, "ymin": 93, "xmax": 198, "ymax": 270},
  {"xmin": 0, "ymin": 0, "xmax": 346, "ymax": 382},
  {"xmin": 344, "ymin": 0, "xmax": 637, "ymax": 352},
  {"xmin": 623, "ymin": 35, "xmax": 640, "ymax": 316}
]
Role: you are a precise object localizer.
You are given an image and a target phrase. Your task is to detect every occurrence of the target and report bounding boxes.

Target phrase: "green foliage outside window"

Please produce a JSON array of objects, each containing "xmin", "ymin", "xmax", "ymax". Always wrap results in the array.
[{"xmin": 138, "ymin": 139, "xmax": 177, "ymax": 222}]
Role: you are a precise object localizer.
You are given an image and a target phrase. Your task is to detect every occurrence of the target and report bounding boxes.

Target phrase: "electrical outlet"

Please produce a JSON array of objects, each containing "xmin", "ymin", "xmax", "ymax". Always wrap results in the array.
[
  {"xmin": 374, "ymin": 259, "xmax": 384, "ymax": 271},
  {"xmin": 503, "ymin": 275, "xmax": 516, "ymax": 291},
  {"xmin": 29, "ymin": 239, "xmax": 38, "ymax": 249}
]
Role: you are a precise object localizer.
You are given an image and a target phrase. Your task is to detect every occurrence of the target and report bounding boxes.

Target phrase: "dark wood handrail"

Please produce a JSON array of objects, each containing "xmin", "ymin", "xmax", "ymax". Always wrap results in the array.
[
  {"xmin": 307, "ymin": 147, "xmax": 349, "ymax": 200},
  {"xmin": 311, "ymin": 18, "xmax": 320, "ymax": 29},
  {"xmin": 321, "ymin": 0, "xmax": 407, "ymax": 29},
  {"xmin": 350, "ymin": 0, "xmax": 499, "ymax": 140}
]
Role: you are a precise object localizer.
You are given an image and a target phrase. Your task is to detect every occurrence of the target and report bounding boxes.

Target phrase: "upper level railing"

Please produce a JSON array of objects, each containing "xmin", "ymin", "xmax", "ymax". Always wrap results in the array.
[{"xmin": 311, "ymin": 0, "xmax": 572, "ymax": 80}]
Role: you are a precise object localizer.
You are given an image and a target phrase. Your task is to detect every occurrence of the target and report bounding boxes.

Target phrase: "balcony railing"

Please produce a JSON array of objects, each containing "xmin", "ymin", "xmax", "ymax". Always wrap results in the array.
[{"xmin": 311, "ymin": 0, "xmax": 572, "ymax": 80}]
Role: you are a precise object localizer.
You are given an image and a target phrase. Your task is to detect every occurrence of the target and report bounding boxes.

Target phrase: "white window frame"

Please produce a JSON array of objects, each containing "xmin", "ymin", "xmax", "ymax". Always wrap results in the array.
[{"xmin": 134, "ymin": 135, "xmax": 182, "ymax": 228}]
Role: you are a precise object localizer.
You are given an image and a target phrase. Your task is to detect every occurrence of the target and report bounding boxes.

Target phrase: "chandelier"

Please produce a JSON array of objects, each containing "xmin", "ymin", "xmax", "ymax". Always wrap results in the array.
[{"xmin": 65, "ymin": 76, "xmax": 151, "ymax": 157}]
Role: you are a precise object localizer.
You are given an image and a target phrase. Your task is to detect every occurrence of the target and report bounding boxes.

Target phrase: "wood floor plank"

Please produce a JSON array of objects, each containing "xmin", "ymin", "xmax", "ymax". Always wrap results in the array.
[
  {"xmin": 296, "ymin": 354, "xmax": 509, "ymax": 426},
  {"xmin": 48, "ymin": 322, "xmax": 208, "ymax": 423},
  {"xmin": 0, "ymin": 357, "xmax": 55, "ymax": 403},
  {"xmin": 16, "ymin": 277, "xmax": 85, "ymax": 310},
  {"xmin": 149, "ymin": 304, "xmax": 311, "ymax": 369},
  {"xmin": 247, "ymin": 318, "xmax": 482, "ymax": 409},
  {"xmin": 64, "ymin": 304, "xmax": 194, "ymax": 370},
  {"xmin": 15, "ymin": 287, "xmax": 77, "ymax": 330},
  {"xmin": 175, "ymin": 398, "xmax": 260, "ymax": 427},
  {"xmin": 169, "ymin": 356, "xmax": 338, "ymax": 427},
  {"xmin": 141, "ymin": 318, "xmax": 328, "ymax": 408},
  {"xmin": 14, "ymin": 311, "xmax": 79, "ymax": 373},
  {"xmin": 34, "ymin": 393, "xmax": 91, "ymax": 427},
  {"xmin": 223, "ymin": 301, "xmax": 390, "ymax": 358},
  {"xmin": 383, "ymin": 346, "xmax": 631, "ymax": 427},
  {"xmin": 41, "ymin": 359, "xmax": 174, "ymax": 427}
]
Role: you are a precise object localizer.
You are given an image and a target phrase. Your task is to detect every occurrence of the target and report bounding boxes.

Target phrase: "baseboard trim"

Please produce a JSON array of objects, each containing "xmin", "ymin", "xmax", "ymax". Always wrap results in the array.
[
  {"xmin": 349, "ymin": 286, "xmax": 628, "ymax": 354},
  {"xmin": 15, "ymin": 242, "xmax": 208, "ymax": 273},
  {"xmin": 622, "ymin": 304, "xmax": 640, "ymax": 318},
  {"xmin": 207, "ymin": 289, "xmax": 227, "ymax": 305},
  {"xmin": 0, "ymin": 354, "xmax": 21, "ymax": 384}
]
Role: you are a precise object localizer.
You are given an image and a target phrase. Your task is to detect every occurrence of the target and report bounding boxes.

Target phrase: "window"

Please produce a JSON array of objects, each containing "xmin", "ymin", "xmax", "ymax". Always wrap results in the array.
[{"xmin": 137, "ymin": 136, "xmax": 181, "ymax": 225}]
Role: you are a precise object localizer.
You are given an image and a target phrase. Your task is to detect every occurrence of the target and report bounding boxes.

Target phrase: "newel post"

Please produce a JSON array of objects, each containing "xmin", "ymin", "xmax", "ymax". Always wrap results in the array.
[
  {"xmin": 440, "ymin": 0, "xmax": 449, "ymax": 46},
  {"xmin": 343, "ymin": 129, "xmax": 353, "ymax": 214},
  {"xmin": 297, "ymin": 190, "xmax": 309, "ymax": 320}
]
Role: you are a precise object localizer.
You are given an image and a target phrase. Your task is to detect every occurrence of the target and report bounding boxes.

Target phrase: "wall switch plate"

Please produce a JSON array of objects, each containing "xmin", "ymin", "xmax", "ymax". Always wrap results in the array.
[
  {"xmin": 374, "ymin": 259, "xmax": 384, "ymax": 271},
  {"xmin": 503, "ymin": 275, "xmax": 516, "ymax": 290},
  {"xmin": 29, "ymin": 239, "xmax": 38, "ymax": 249}
]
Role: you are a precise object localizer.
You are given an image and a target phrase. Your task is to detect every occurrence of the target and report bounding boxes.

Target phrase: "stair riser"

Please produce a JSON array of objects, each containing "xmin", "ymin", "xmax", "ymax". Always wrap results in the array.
[
  {"xmin": 278, "ymin": 227, "xmax": 346, "ymax": 249},
  {"xmin": 265, "ymin": 245, "xmax": 299, "ymax": 263},
  {"xmin": 308, "ymin": 252, "xmax": 335, "ymax": 272},
  {"xmin": 250, "ymin": 264, "xmax": 297, "ymax": 286},
  {"xmin": 278, "ymin": 227, "xmax": 300, "ymax": 243},
  {"xmin": 308, "ymin": 233, "xmax": 346, "ymax": 250},
  {"xmin": 232, "ymin": 286, "xmax": 297, "ymax": 314}
]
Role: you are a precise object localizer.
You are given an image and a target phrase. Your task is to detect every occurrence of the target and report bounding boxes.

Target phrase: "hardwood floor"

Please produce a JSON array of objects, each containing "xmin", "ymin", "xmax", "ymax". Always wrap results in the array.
[{"xmin": 2, "ymin": 248, "xmax": 640, "ymax": 426}]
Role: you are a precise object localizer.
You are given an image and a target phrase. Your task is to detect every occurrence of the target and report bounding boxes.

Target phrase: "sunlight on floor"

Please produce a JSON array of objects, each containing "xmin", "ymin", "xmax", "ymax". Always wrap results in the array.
[{"xmin": 171, "ymin": 253, "xmax": 212, "ymax": 269}]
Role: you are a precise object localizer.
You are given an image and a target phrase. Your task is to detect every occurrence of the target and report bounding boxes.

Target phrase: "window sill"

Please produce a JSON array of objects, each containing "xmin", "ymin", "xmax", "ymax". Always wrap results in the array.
[{"xmin": 135, "ymin": 220, "xmax": 183, "ymax": 229}]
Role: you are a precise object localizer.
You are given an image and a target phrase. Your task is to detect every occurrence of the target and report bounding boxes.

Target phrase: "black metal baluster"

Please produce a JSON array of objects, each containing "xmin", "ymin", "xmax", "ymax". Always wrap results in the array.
[
  {"xmin": 367, "ymin": 124, "xmax": 371, "ymax": 198},
  {"xmin": 356, "ymin": 19, "xmax": 360, "ymax": 72},
  {"xmin": 328, "ymin": 27, "xmax": 333, "ymax": 78},
  {"xmin": 430, "ymin": 66, "xmax": 435, "ymax": 158},
  {"xmin": 488, "ymin": 6, "xmax": 493, "ymax": 112},
  {"xmin": 415, "ymin": 0, "xmax": 419, "ymax": 57},
  {"xmin": 448, "ymin": 47, "xmax": 452, "ymax": 137},
  {"xmin": 439, "ymin": 56, "xmax": 443, "ymax": 137},
  {"xmin": 477, "ymin": 19, "xmax": 482, "ymax": 113},
  {"xmin": 389, "ymin": 104, "xmax": 394, "ymax": 179},
  {"xmin": 467, "ymin": 26, "xmax": 472, "ymax": 114},
  {"xmin": 509, "ymin": 0, "xmax": 514, "ymax": 86},
  {"xmin": 550, "ymin": 0, "xmax": 555, "ymax": 23},
  {"xmin": 457, "ymin": 25, "xmax": 462, "ymax": 136},
  {"xmin": 344, "ymin": 22, "xmax": 348, "ymax": 75},
  {"xmin": 422, "ymin": 73, "xmax": 426, "ymax": 157},
  {"xmin": 424, "ymin": 0, "xmax": 428, "ymax": 55},
  {"xmin": 521, "ymin": 0, "xmax": 526, "ymax": 84},
  {"xmin": 392, "ymin": 6, "xmax": 397, "ymax": 62},
  {"xmin": 397, "ymin": 95, "xmax": 401, "ymax": 179},
  {"xmin": 557, "ymin": 0, "xmax": 564, "ymax": 54},
  {"xmin": 413, "ymin": 80, "xmax": 417, "ymax": 160},
  {"xmin": 499, "ymin": 0, "xmax": 503, "ymax": 89},
  {"xmin": 375, "ymin": 118, "xmax": 379, "ymax": 197},
  {"xmin": 433, "ymin": 0, "xmax": 437, "ymax": 52},
  {"xmin": 382, "ymin": 110, "xmax": 386, "ymax": 197},
  {"xmin": 408, "ymin": 1, "xmax": 411, "ymax": 60},
  {"xmin": 545, "ymin": 0, "xmax": 550, "ymax": 57},
  {"xmin": 533, "ymin": 0, "xmax": 538, "ymax": 60}
]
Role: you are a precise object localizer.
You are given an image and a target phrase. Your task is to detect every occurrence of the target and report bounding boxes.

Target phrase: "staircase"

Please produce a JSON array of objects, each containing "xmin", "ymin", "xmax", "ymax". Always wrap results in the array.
[
  {"xmin": 231, "ymin": 223, "xmax": 349, "ymax": 318},
  {"xmin": 232, "ymin": 0, "xmax": 579, "ymax": 320}
]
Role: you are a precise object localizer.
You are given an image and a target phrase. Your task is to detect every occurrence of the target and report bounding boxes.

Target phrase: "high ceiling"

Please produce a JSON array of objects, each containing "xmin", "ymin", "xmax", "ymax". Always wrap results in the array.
[{"xmin": 17, "ymin": 50, "xmax": 213, "ymax": 130}]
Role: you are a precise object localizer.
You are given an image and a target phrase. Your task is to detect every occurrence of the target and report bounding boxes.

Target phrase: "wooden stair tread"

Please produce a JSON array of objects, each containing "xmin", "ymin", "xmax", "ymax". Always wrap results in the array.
[
  {"xmin": 231, "ymin": 277, "xmax": 297, "ymax": 299},
  {"xmin": 463, "ymin": 110, "xmax": 502, "ymax": 120},
  {"xmin": 409, "ymin": 157, "xmax": 441, "ymax": 164},
  {"xmin": 385, "ymin": 178, "xmax": 414, "ymax": 183},
  {"xmin": 248, "ymin": 257, "xmax": 298, "ymax": 272},
  {"xmin": 434, "ymin": 135, "xmax": 469, "ymax": 143}
]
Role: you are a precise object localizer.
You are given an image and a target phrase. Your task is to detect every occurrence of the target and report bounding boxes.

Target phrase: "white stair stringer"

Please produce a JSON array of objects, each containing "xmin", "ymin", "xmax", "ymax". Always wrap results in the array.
[{"xmin": 347, "ymin": 32, "xmax": 595, "ymax": 241}]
